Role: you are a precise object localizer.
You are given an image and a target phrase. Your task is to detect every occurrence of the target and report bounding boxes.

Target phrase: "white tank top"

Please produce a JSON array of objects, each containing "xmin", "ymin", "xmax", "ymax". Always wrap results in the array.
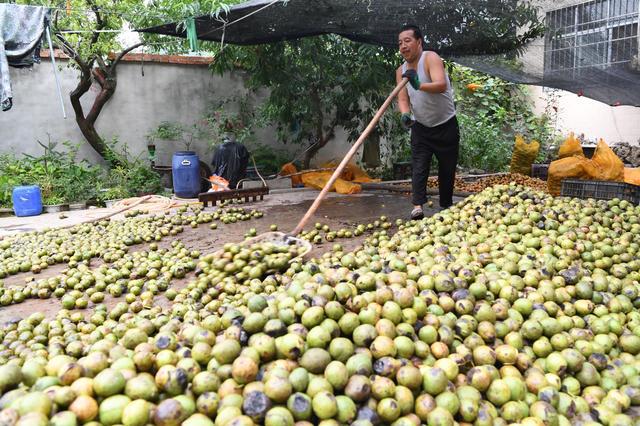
[{"xmin": 402, "ymin": 52, "xmax": 456, "ymax": 127}]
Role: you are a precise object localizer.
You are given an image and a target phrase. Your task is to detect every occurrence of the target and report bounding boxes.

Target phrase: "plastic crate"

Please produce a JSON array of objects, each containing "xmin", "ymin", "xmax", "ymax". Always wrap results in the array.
[
  {"xmin": 531, "ymin": 164, "xmax": 549, "ymax": 181},
  {"xmin": 561, "ymin": 179, "xmax": 640, "ymax": 204}
]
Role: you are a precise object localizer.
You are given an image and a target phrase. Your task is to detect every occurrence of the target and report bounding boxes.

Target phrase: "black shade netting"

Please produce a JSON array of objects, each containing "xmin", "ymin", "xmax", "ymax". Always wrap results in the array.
[{"xmin": 139, "ymin": 0, "xmax": 640, "ymax": 106}]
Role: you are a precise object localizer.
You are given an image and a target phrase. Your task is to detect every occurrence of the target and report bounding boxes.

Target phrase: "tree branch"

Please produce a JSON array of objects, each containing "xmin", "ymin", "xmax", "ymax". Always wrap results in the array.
[
  {"xmin": 87, "ymin": 0, "xmax": 104, "ymax": 47},
  {"xmin": 111, "ymin": 42, "xmax": 144, "ymax": 70},
  {"xmin": 94, "ymin": 54, "xmax": 108, "ymax": 74},
  {"xmin": 86, "ymin": 87, "xmax": 112, "ymax": 125},
  {"xmin": 92, "ymin": 67, "xmax": 107, "ymax": 87},
  {"xmin": 55, "ymin": 32, "xmax": 87, "ymax": 70}
]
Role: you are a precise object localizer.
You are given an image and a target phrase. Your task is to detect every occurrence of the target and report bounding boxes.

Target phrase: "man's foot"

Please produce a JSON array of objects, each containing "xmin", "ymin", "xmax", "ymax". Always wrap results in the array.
[{"xmin": 410, "ymin": 206, "xmax": 424, "ymax": 220}]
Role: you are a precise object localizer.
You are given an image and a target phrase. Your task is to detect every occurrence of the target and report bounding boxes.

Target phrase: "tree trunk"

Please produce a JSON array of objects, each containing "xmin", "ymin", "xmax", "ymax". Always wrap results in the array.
[
  {"xmin": 303, "ymin": 129, "xmax": 335, "ymax": 169},
  {"xmin": 70, "ymin": 68, "xmax": 114, "ymax": 160},
  {"xmin": 57, "ymin": 34, "xmax": 143, "ymax": 163},
  {"xmin": 302, "ymin": 87, "xmax": 335, "ymax": 169}
]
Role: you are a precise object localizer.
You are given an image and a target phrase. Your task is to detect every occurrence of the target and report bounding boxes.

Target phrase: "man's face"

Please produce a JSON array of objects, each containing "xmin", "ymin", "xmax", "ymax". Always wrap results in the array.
[{"xmin": 398, "ymin": 30, "xmax": 422, "ymax": 62}]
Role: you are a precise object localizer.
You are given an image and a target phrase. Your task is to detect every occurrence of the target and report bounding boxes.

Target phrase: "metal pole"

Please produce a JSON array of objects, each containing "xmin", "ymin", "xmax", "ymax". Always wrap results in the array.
[{"xmin": 46, "ymin": 25, "xmax": 67, "ymax": 119}]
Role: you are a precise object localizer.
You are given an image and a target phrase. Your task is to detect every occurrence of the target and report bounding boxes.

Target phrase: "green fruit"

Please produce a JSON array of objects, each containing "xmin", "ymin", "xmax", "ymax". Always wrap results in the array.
[
  {"xmin": 153, "ymin": 398, "xmax": 186, "ymax": 426},
  {"xmin": 196, "ymin": 392, "xmax": 219, "ymax": 418},
  {"xmin": 125, "ymin": 373, "xmax": 159, "ymax": 401},
  {"xmin": 324, "ymin": 361, "xmax": 349, "ymax": 390},
  {"xmin": 396, "ymin": 365, "xmax": 422, "ymax": 390},
  {"xmin": 427, "ymin": 406, "xmax": 454, "ymax": 426},
  {"xmin": 99, "ymin": 394, "xmax": 131, "ymax": 426},
  {"xmin": 486, "ymin": 379, "xmax": 511, "ymax": 406},
  {"xmin": 18, "ymin": 391, "xmax": 51, "ymax": 417},
  {"xmin": 122, "ymin": 400, "xmax": 151, "ymax": 426},
  {"xmin": 183, "ymin": 413, "xmax": 215, "ymax": 426},
  {"xmin": 299, "ymin": 348, "xmax": 331, "ymax": 374},
  {"xmin": 21, "ymin": 360, "xmax": 45, "ymax": 387},
  {"xmin": 264, "ymin": 376, "xmax": 292, "ymax": 403},
  {"xmin": 16, "ymin": 412, "xmax": 48, "ymax": 426},
  {"xmin": 312, "ymin": 391, "xmax": 338, "ymax": 420},
  {"xmin": 345, "ymin": 375, "xmax": 371, "ymax": 402},
  {"xmin": 377, "ymin": 398, "xmax": 401, "ymax": 423},
  {"xmin": 94, "ymin": 369, "xmax": 126, "ymax": 397},
  {"xmin": 264, "ymin": 406, "xmax": 294, "ymax": 426},
  {"xmin": 174, "ymin": 395, "xmax": 196, "ymax": 417},
  {"xmin": 192, "ymin": 372, "xmax": 221, "ymax": 396},
  {"xmin": 287, "ymin": 393, "xmax": 312, "ymax": 421},
  {"xmin": 0, "ymin": 364, "xmax": 22, "ymax": 392},
  {"xmin": 423, "ymin": 367, "xmax": 448, "ymax": 395},
  {"xmin": 243, "ymin": 391, "xmax": 272, "ymax": 422},
  {"xmin": 50, "ymin": 410, "xmax": 78, "ymax": 426},
  {"xmin": 335, "ymin": 395, "xmax": 357, "ymax": 423},
  {"xmin": 435, "ymin": 391, "xmax": 460, "ymax": 415}
]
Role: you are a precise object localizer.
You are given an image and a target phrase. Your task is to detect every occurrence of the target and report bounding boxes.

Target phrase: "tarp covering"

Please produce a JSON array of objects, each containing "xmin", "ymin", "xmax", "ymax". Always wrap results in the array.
[
  {"xmin": 0, "ymin": 4, "xmax": 50, "ymax": 111},
  {"xmin": 139, "ymin": 0, "xmax": 640, "ymax": 106},
  {"xmin": 211, "ymin": 140, "xmax": 250, "ymax": 189}
]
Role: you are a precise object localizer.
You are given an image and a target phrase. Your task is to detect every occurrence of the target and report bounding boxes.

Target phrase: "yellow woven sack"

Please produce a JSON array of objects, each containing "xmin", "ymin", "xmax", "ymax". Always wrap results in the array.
[
  {"xmin": 510, "ymin": 135, "xmax": 540, "ymax": 176},
  {"xmin": 547, "ymin": 156, "xmax": 594, "ymax": 196},
  {"xmin": 588, "ymin": 139, "xmax": 625, "ymax": 182},
  {"xmin": 279, "ymin": 162, "xmax": 302, "ymax": 186},
  {"xmin": 558, "ymin": 132, "xmax": 584, "ymax": 159},
  {"xmin": 335, "ymin": 179, "xmax": 362, "ymax": 194},
  {"xmin": 345, "ymin": 163, "xmax": 380, "ymax": 183},
  {"xmin": 624, "ymin": 168, "xmax": 640, "ymax": 186},
  {"xmin": 301, "ymin": 172, "xmax": 361, "ymax": 194},
  {"xmin": 321, "ymin": 161, "xmax": 354, "ymax": 181}
]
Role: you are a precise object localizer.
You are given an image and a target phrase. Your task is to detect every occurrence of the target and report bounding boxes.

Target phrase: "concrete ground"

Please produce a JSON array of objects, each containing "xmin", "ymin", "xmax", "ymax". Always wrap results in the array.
[{"xmin": 0, "ymin": 189, "xmax": 463, "ymax": 322}]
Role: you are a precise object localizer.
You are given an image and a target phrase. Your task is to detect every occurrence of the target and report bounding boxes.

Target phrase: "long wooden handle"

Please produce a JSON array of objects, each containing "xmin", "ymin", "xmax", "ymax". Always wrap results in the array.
[{"xmin": 291, "ymin": 78, "xmax": 409, "ymax": 235}]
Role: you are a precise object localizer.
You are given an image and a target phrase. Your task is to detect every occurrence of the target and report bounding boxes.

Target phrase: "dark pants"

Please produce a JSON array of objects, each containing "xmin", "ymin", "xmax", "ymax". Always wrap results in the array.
[{"xmin": 411, "ymin": 116, "xmax": 460, "ymax": 208}]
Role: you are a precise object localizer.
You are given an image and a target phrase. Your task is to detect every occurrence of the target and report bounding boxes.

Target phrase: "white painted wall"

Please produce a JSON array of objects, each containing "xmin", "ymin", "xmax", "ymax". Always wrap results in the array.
[
  {"xmin": 0, "ymin": 57, "xmax": 365, "ymax": 169},
  {"xmin": 530, "ymin": 86, "xmax": 640, "ymax": 146}
]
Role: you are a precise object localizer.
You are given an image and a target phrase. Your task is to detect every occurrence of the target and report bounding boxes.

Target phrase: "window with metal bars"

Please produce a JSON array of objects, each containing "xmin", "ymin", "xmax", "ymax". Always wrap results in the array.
[{"xmin": 544, "ymin": 0, "xmax": 639, "ymax": 75}]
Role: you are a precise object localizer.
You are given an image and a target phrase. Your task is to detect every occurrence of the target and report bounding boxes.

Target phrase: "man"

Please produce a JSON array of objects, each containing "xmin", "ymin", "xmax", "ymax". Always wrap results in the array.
[{"xmin": 396, "ymin": 24, "xmax": 459, "ymax": 220}]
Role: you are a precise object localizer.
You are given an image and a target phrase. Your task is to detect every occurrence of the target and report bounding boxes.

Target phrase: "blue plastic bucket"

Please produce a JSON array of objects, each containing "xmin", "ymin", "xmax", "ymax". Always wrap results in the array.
[
  {"xmin": 172, "ymin": 151, "xmax": 201, "ymax": 198},
  {"xmin": 12, "ymin": 185, "xmax": 43, "ymax": 217}
]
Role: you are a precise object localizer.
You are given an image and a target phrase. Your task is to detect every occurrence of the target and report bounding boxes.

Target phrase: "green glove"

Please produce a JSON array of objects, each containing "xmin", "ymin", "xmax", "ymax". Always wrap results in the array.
[
  {"xmin": 402, "ymin": 69, "xmax": 421, "ymax": 90},
  {"xmin": 400, "ymin": 113, "xmax": 415, "ymax": 129}
]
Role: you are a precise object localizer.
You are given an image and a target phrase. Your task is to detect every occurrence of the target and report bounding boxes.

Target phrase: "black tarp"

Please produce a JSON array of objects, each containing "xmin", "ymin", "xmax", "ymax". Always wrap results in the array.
[{"xmin": 211, "ymin": 140, "xmax": 250, "ymax": 189}]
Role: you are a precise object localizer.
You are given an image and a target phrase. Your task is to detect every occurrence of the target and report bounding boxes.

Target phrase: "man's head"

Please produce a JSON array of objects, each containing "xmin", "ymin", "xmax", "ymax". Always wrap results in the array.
[{"xmin": 398, "ymin": 25, "xmax": 424, "ymax": 62}]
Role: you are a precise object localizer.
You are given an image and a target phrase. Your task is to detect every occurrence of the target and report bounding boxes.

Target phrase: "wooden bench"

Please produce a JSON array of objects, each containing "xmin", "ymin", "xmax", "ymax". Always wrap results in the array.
[{"xmin": 198, "ymin": 186, "xmax": 270, "ymax": 207}]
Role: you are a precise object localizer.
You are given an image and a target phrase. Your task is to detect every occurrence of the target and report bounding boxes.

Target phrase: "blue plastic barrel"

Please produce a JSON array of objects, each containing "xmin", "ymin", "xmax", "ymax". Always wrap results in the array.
[
  {"xmin": 172, "ymin": 151, "xmax": 201, "ymax": 198},
  {"xmin": 12, "ymin": 185, "xmax": 42, "ymax": 217}
]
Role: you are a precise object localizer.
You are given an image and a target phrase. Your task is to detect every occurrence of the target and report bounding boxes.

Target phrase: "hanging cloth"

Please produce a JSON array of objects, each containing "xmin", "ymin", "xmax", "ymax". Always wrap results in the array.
[
  {"xmin": 185, "ymin": 17, "xmax": 198, "ymax": 52},
  {"xmin": 0, "ymin": 4, "xmax": 50, "ymax": 111}
]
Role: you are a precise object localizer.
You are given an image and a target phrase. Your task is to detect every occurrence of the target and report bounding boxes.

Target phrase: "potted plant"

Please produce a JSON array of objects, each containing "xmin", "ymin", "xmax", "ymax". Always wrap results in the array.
[
  {"xmin": 43, "ymin": 194, "xmax": 67, "ymax": 213},
  {"xmin": 0, "ymin": 174, "xmax": 15, "ymax": 217},
  {"xmin": 63, "ymin": 165, "xmax": 98, "ymax": 210},
  {"xmin": 146, "ymin": 121, "xmax": 187, "ymax": 166},
  {"xmin": 101, "ymin": 186, "xmax": 129, "ymax": 208}
]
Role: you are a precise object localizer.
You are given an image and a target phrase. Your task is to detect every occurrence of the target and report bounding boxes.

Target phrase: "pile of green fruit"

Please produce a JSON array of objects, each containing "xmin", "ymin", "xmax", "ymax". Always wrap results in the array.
[
  {"xmin": 0, "ymin": 205, "xmax": 269, "ymax": 308},
  {"xmin": 297, "ymin": 219, "xmax": 394, "ymax": 244},
  {"xmin": 0, "ymin": 205, "xmax": 266, "ymax": 279},
  {"xmin": 0, "ymin": 184, "xmax": 639, "ymax": 426},
  {"xmin": 0, "ymin": 241, "xmax": 199, "ymax": 308}
]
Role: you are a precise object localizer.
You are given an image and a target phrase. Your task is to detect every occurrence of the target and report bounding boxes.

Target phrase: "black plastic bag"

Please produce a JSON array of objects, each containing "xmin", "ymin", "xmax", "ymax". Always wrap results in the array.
[{"xmin": 211, "ymin": 140, "xmax": 250, "ymax": 190}]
